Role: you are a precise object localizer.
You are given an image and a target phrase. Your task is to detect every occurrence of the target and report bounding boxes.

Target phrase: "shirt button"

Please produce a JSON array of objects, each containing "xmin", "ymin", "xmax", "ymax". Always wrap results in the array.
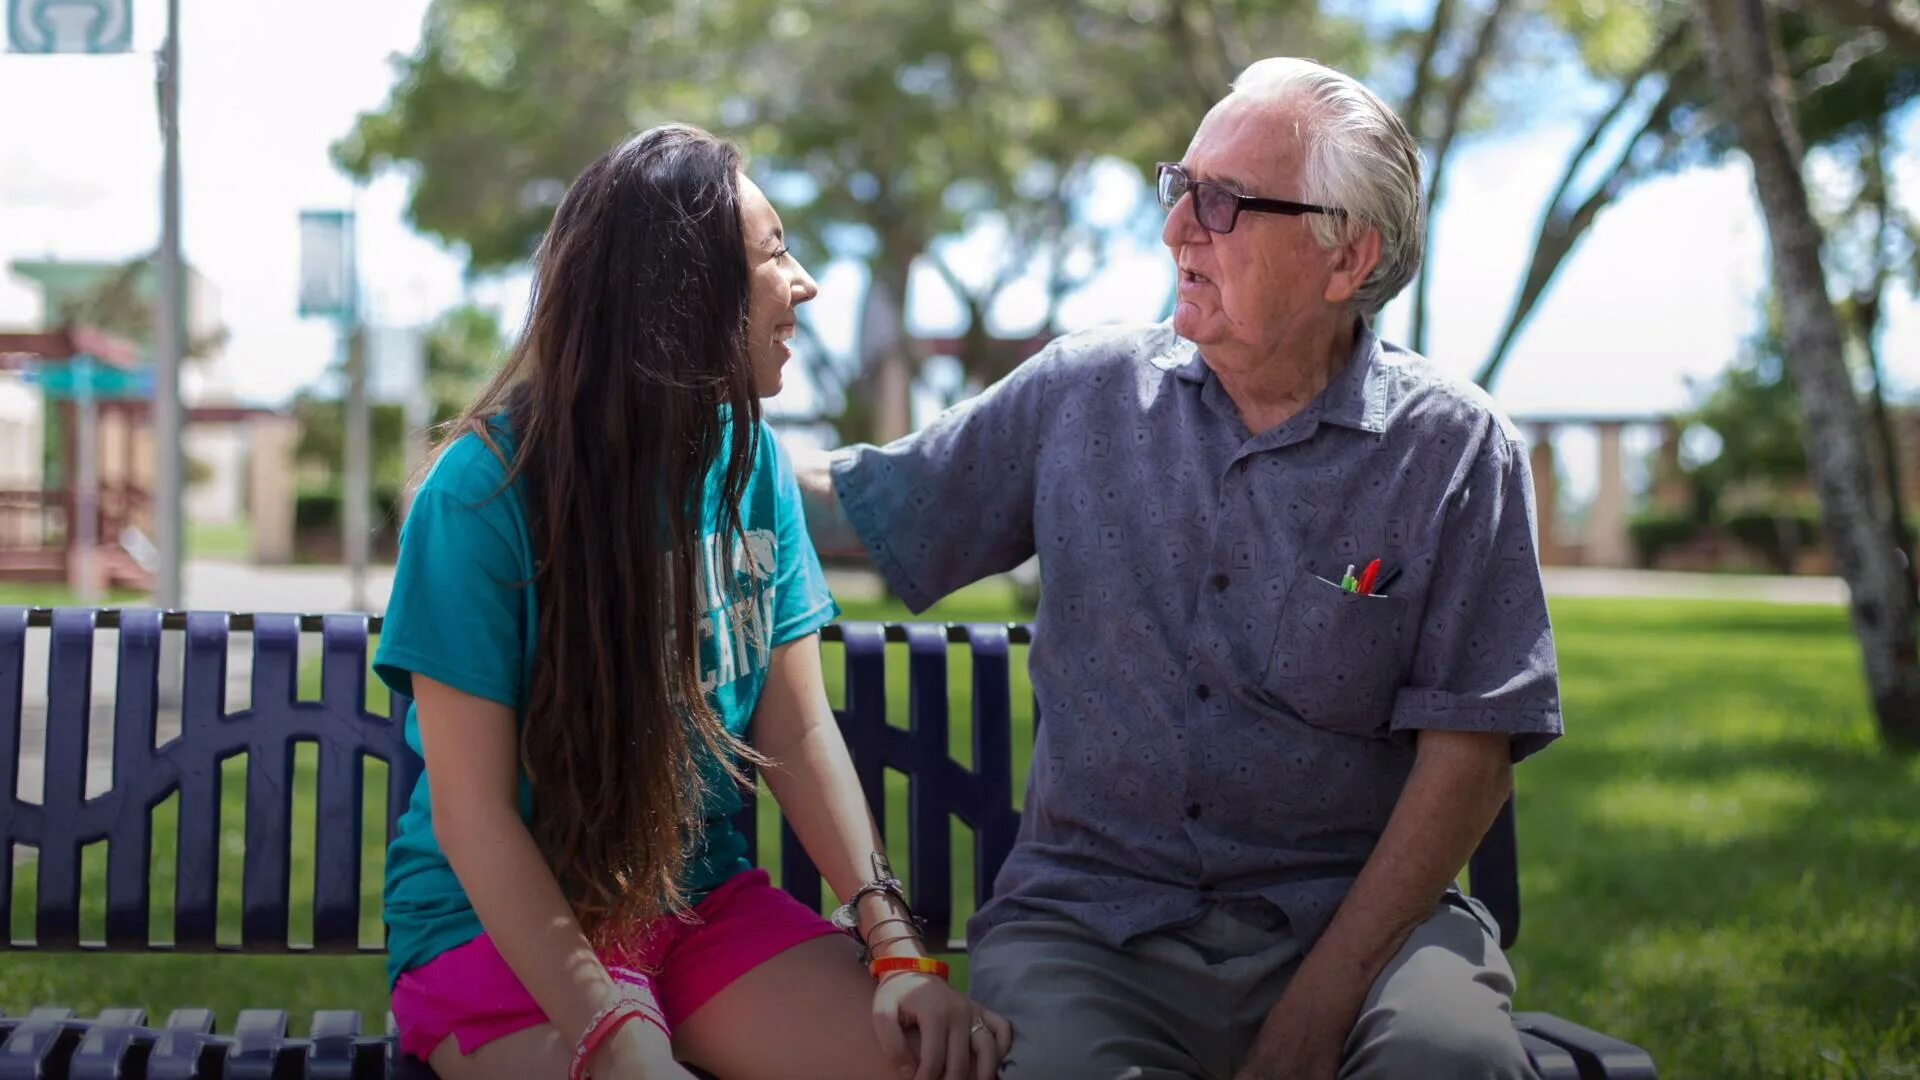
[
  {"xmin": 1186, "ymin": 803, "xmax": 1203, "ymax": 820},
  {"xmin": 1195, "ymin": 684, "xmax": 1212, "ymax": 701},
  {"xmin": 1212, "ymin": 573, "xmax": 1230, "ymax": 591}
]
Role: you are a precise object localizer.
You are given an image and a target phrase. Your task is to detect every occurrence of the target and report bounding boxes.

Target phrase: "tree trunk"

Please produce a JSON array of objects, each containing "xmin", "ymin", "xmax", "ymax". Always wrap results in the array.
[
  {"xmin": 1854, "ymin": 119, "xmax": 1917, "ymax": 609},
  {"xmin": 1859, "ymin": 296, "xmax": 1914, "ymax": 606},
  {"xmin": 1402, "ymin": 0, "xmax": 1460, "ymax": 133},
  {"xmin": 1698, "ymin": 0, "xmax": 1920, "ymax": 747}
]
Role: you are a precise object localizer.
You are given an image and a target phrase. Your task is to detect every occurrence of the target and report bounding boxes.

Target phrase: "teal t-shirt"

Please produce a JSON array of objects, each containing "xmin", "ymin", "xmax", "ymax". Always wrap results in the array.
[{"xmin": 373, "ymin": 416, "xmax": 840, "ymax": 985}]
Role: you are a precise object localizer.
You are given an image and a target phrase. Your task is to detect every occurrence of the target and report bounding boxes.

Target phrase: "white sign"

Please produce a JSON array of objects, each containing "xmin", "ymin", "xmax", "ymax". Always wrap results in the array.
[
  {"xmin": 7, "ymin": 0, "xmax": 131, "ymax": 54},
  {"xmin": 367, "ymin": 325, "xmax": 427, "ymax": 407},
  {"xmin": 298, "ymin": 210, "xmax": 357, "ymax": 321}
]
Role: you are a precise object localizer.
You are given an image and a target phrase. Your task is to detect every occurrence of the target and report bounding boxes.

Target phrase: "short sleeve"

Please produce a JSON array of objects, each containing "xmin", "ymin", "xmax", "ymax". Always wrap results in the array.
[
  {"xmin": 770, "ymin": 436, "xmax": 841, "ymax": 646},
  {"xmin": 374, "ymin": 484, "xmax": 529, "ymax": 710},
  {"xmin": 830, "ymin": 338, "xmax": 1054, "ymax": 612},
  {"xmin": 1389, "ymin": 436, "xmax": 1563, "ymax": 761}
]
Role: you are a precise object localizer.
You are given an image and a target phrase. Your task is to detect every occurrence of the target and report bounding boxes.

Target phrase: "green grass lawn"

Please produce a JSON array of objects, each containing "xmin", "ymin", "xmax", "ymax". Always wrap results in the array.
[
  {"xmin": 186, "ymin": 520, "xmax": 255, "ymax": 562},
  {"xmin": 6, "ymin": 591, "xmax": 1917, "ymax": 1078},
  {"xmin": 0, "ymin": 582, "xmax": 145, "ymax": 607}
]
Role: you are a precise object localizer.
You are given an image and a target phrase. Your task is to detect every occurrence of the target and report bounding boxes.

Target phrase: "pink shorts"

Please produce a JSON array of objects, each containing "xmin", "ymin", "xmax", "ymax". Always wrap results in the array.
[{"xmin": 390, "ymin": 869, "xmax": 841, "ymax": 1062}]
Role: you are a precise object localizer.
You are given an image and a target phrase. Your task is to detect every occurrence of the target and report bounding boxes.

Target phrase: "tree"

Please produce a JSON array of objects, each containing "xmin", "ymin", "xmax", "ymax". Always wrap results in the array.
[
  {"xmin": 1475, "ymin": 0, "xmax": 1920, "ymax": 388},
  {"xmin": 1801, "ymin": 0, "xmax": 1920, "ymax": 52},
  {"xmin": 1695, "ymin": 0, "xmax": 1920, "ymax": 747},
  {"xmin": 423, "ymin": 302, "xmax": 507, "ymax": 427},
  {"xmin": 1682, "ymin": 323, "xmax": 1807, "ymax": 514},
  {"xmin": 1404, "ymin": 0, "xmax": 1520, "ymax": 355},
  {"xmin": 335, "ymin": 0, "xmax": 1367, "ymax": 443}
]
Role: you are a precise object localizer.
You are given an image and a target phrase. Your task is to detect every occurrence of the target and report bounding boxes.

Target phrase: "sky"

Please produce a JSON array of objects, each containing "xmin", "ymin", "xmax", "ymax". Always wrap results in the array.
[{"xmin": 2, "ymin": 0, "xmax": 1916, "ymax": 504}]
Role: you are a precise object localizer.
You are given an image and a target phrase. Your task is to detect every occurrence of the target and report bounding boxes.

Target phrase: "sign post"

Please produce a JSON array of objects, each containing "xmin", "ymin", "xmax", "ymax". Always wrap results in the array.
[
  {"xmin": 154, "ymin": 0, "xmax": 186, "ymax": 609},
  {"xmin": 299, "ymin": 209, "xmax": 368, "ymax": 611},
  {"xmin": 6, "ymin": 0, "xmax": 132, "ymax": 53}
]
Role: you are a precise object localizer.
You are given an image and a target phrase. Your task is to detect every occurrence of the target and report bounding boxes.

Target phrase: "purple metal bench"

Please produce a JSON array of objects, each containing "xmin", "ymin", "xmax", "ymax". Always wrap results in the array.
[{"xmin": 0, "ymin": 609, "xmax": 1654, "ymax": 1078}]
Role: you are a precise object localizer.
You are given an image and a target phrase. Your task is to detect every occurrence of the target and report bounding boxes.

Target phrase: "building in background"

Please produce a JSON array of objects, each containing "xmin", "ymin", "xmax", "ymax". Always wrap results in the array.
[{"xmin": 0, "ymin": 257, "xmax": 302, "ymax": 590}]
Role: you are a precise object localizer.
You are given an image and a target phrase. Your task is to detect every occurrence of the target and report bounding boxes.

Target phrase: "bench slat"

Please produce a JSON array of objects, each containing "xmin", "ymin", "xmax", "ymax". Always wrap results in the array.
[
  {"xmin": 35, "ymin": 609, "xmax": 98, "ymax": 949},
  {"xmin": 0, "ymin": 608, "xmax": 28, "ymax": 947},
  {"xmin": 247, "ymin": 615, "xmax": 304, "ymax": 952},
  {"xmin": 105, "ymin": 611, "xmax": 164, "ymax": 948},
  {"xmin": 308, "ymin": 1009, "xmax": 364, "ymax": 1080},
  {"xmin": 905, "ymin": 624, "xmax": 954, "ymax": 942},
  {"xmin": 173, "ymin": 613, "xmax": 231, "ymax": 949},
  {"xmin": 841, "ymin": 624, "xmax": 889, "ymax": 839},
  {"xmin": 70, "ymin": 1009, "xmax": 151, "ymax": 1080},
  {"xmin": 1516, "ymin": 1011, "xmax": 1660, "ymax": 1079},
  {"xmin": 240, "ymin": 674, "xmax": 296, "ymax": 950},
  {"xmin": 0, "ymin": 1016, "xmax": 73, "ymax": 1080},
  {"xmin": 148, "ymin": 1008, "xmax": 221, "ymax": 1080},
  {"xmin": 964, "ymin": 625, "xmax": 1020, "ymax": 920},
  {"xmin": 1519, "ymin": 1028, "xmax": 1582, "ymax": 1079},
  {"xmin": 228, "ymin": 1008, "xmax": 291, "ymax": 1080}
]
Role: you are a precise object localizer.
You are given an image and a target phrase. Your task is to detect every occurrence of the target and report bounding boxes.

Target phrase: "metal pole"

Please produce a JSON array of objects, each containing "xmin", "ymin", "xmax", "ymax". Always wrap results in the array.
[
  {"xmin": 74, "ymin": 359, "xmax": 101, "ymax": 604},
  {"xmin": 344, "ymin": 326, "xmax": 370, "ymax": 612},
  {"xmin": 154, "ymin": 0, "xmax": 185, "ymax": 608},
  {"xmin": 402, "ymin": 330, "xmax": 430, "ymax": 522}
]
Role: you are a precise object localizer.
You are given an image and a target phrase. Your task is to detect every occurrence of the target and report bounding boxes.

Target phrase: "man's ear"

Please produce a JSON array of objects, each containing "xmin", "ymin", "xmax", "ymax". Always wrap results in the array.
[{"xmin": 1323, "ymin": 227, "xmax": 1383, "ymax": 305}]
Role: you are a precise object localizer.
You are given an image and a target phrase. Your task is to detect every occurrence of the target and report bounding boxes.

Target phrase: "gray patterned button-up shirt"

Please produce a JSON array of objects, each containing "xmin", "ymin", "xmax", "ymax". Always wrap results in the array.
[{"xmin": 832, "ymin": 321, "xmax": 1562, "ymax": 952}]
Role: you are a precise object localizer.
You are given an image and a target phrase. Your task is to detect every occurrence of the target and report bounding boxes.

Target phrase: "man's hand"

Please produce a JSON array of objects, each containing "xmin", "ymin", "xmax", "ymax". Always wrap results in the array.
[
  {"xmin": 1237, "ymin": 730, "xmax": 1512, "ymax": 1080},
  {"xmin": 791, "ymin": 446, "xmax": 867, "ymax": 557},
  {"xmin": 1233, "ymin": 958, "xmax": 1366, "ymax": 1080}
]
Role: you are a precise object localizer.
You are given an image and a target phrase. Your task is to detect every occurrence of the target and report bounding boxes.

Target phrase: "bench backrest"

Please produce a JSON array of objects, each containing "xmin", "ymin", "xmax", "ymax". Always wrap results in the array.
[{"xmin": 0, "ymin": 610, "xmax": 1520, "ymax": 954}]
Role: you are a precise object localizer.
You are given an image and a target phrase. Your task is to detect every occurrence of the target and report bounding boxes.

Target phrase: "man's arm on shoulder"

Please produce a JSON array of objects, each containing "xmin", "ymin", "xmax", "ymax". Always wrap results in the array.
[
  {"xmin": 792, "ymin": 446, "xmax": 867, "ymax": 559},
  {"xmin": 791, "ymin": 341, "xmax": 1059, "ymax": 611}
]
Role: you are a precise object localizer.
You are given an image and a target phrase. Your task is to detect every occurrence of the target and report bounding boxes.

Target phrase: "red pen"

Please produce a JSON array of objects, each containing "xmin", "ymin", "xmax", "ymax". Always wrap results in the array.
[{"xmin": 1357, "ymin": 558, "xmax": 1381, "ymax": 596}]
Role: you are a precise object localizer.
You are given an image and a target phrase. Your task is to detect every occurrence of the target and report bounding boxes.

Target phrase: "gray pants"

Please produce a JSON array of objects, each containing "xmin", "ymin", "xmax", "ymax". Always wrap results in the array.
[{"xmin": 969, "ymin": 896, "xmax": 1533, "ymax": 1080}]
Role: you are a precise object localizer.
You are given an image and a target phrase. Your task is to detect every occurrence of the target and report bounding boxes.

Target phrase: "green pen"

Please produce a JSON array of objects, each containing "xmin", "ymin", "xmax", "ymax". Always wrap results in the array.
[{"xmin": 1340, "ymin": 563, "xmax": 1357, "ymax": 592}]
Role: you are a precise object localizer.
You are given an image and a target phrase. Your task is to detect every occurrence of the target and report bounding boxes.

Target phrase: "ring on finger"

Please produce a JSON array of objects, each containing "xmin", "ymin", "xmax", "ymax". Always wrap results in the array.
[{"xmin": 970, "ymin": 1019, "xmax": 988, "ymax": 1035}]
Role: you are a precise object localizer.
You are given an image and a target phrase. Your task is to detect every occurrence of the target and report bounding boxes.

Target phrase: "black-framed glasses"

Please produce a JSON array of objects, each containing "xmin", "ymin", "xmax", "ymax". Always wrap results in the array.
[{"xmin": 1156, "ymin": 162, "xmax": 1345, "ymax": 234}]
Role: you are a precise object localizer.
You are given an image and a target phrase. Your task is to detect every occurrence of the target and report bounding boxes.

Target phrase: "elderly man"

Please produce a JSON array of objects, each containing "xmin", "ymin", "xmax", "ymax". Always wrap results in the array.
[{"xmin": 802, "ymin": 57, "xmax": 1560, "ymax": 1080}]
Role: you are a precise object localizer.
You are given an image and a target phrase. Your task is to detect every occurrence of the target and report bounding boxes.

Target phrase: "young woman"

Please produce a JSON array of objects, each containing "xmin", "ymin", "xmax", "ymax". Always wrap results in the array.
[{"xmin": 374, "ymin": 125, "xmax": 1011, "ymax": 1080}]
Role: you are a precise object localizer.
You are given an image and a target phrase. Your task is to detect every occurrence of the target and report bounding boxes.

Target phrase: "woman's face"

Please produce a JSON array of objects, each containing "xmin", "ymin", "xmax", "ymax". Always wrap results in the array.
[{"xmin": 738, "ymin": 174, "xmax": 819, "ymax": 397}]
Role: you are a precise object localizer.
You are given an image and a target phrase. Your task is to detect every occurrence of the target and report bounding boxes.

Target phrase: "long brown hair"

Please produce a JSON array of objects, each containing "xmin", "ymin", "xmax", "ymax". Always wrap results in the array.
[{"xmin": 445, "ymin": 125, "xmax": 765, "ymax": 943}]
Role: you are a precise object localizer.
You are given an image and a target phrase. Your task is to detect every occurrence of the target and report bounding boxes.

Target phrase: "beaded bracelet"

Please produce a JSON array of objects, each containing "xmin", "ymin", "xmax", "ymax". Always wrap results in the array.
[
  {"xmin": 568, "ymin": 994, "xmax": 667, "ymax": 1080},
  {"xmin": 869, "ymin": 955, "xmax": 951, "ymax": 982}
]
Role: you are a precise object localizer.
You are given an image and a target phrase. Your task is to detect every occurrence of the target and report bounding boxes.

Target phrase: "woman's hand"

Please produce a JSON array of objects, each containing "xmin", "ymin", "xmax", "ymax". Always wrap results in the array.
[{"xmin": 871, "ymin": 972, "xmax": 1013, "ymax": 1080}]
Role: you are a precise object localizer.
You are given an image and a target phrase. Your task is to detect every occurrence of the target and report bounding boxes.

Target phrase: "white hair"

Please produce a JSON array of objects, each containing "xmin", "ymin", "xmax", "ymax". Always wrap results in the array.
[{"xmin": 1228, "ymin": 57, "xmax": 1426, "ymax": 318}]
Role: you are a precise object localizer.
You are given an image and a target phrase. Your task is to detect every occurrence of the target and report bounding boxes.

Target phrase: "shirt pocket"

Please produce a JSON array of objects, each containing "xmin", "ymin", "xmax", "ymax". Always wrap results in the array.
[{"xmin": 1262, "ymin": 569, "xmax": 1411, "ymax": 738}]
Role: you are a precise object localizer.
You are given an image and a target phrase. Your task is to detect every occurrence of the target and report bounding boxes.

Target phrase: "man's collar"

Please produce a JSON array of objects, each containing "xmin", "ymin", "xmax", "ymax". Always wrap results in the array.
[
  {"xmin": 1319, "ymin": 321, "xmax": 1389, "ymax": 434},
  {"xmin": 1152, "ymin": 319, "xmax": 1390, "ymax": 434}
]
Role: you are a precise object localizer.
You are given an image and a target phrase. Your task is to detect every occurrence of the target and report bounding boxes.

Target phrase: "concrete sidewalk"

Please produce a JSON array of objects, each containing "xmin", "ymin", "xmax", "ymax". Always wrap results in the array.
[{"xmin": 1540, "ymin": 567, "xmax": 1846, "ymax": 606}]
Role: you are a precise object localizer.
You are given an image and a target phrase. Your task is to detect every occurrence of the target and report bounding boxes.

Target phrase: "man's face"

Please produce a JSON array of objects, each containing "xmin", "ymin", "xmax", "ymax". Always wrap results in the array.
[{"xmin": 1161, "ymin": 96, "xmax": 1347, "ymax": 361}]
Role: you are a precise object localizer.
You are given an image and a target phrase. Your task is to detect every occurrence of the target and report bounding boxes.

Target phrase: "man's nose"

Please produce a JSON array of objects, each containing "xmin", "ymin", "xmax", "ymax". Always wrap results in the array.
[{"xmin": 1161, "ymin": 193, "xmax": 1206, "ymax": 249}]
